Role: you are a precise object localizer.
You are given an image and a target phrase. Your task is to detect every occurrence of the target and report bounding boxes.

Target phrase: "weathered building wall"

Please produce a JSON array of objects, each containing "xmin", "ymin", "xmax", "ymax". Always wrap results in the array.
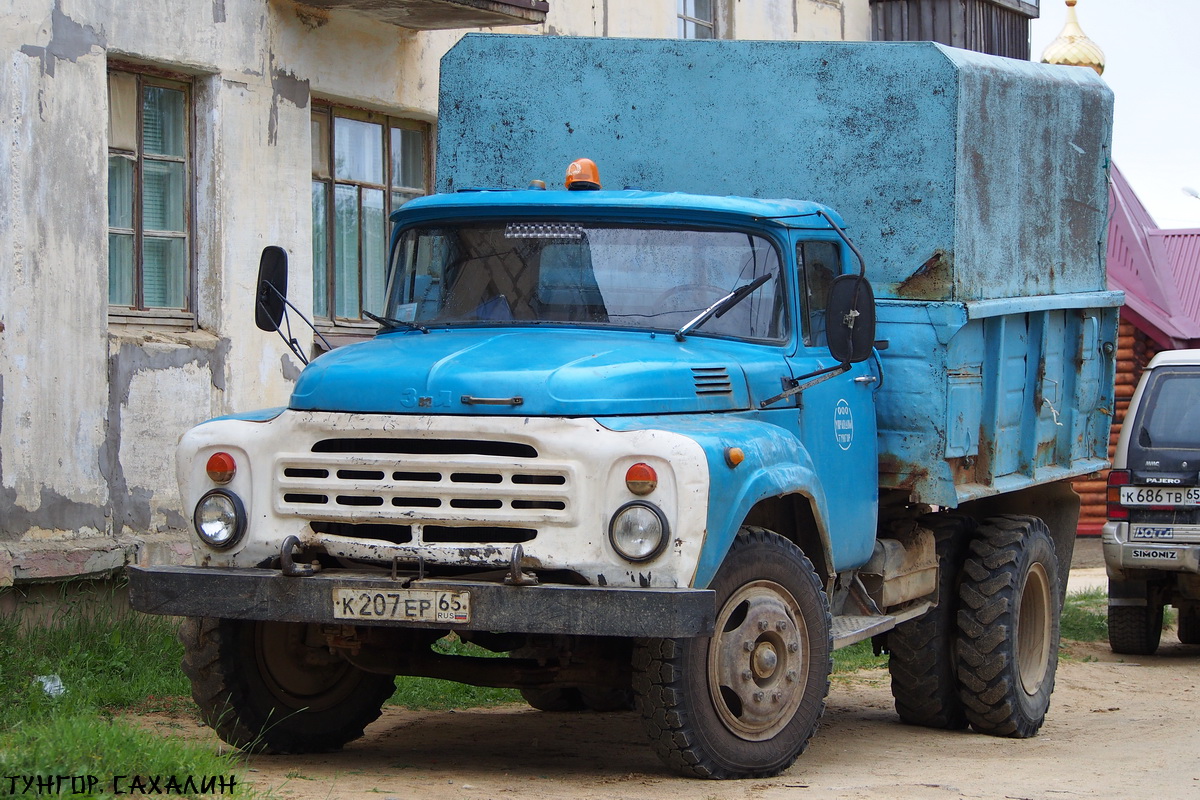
[{"xmin": 0, "ymin": 0, "xmax": 868, "ymax": 586}]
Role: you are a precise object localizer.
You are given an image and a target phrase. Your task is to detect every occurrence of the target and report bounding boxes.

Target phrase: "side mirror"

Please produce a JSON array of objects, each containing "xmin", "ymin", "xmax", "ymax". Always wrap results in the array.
[
  {"xmin": 255, "ymin": 246, "xmax": 288, "ymax": 332},
  {"xmin": 826, "ymin": 274, "xmax": 876, "ymax": 364}
]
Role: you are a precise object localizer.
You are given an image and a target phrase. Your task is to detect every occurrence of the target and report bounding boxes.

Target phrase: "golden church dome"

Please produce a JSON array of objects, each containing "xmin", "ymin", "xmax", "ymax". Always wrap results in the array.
[{"xmin": 1041, "ymin": 0, "xmax": 1105, "ymax": 75}]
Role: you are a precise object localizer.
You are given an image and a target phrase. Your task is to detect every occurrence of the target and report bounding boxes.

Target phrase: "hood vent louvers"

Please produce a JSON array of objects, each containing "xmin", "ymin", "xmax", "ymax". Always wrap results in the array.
[{"xmin": 692, "ymin": 366, "xmax": 733, "ymax": 396}]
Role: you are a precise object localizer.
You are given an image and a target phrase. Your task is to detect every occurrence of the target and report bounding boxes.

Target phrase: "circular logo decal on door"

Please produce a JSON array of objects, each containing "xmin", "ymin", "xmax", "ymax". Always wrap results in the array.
[{"xmin": 835, "ymin": 399, "xmax": 854, "ymax": 451}]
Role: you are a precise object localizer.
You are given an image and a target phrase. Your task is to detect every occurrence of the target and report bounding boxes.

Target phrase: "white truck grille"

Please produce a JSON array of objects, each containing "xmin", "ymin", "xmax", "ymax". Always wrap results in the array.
[{"xmin": 274, "ymin": 437, "xmax": 573, "ymax": 529}]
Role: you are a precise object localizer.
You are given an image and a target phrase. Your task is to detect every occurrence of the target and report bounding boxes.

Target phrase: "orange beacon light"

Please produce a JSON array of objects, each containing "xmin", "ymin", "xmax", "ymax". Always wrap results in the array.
[{"xmin": 565, "ymin": 158, "xmax": 601, "ymax": 190}]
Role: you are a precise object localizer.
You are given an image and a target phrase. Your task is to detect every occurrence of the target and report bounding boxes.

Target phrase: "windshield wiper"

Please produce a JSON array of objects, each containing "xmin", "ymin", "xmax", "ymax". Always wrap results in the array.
[
  {"xmin": 674, "ymin": 273, "xmax": 773, "ymax": 341},
  {"xmin": 363, "ymin": 310, "xmax": 429, "ymax": 334}
]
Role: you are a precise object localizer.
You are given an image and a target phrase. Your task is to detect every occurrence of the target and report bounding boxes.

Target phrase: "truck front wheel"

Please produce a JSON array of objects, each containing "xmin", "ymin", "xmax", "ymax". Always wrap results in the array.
[
  {"xmin": 180, "ymin": 617, "xmax": 395, "ymax": 753},
  {"xmin": 955, "ymin": 515, "xmax": 1060, "ymax": 738},
  {"xmin": 633, "ymin": 527, "xmax": 831, "ymax": 779}
]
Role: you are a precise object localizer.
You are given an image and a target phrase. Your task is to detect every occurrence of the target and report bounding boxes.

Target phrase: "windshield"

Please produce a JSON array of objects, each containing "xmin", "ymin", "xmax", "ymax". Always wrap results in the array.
[
  {"xmin": 1133, "ymin": 367, "xmax": 1200, "ymax": 451},
  {"xmin": 384, "ymin": 222, "xmax": 786, "ymax": 340}
]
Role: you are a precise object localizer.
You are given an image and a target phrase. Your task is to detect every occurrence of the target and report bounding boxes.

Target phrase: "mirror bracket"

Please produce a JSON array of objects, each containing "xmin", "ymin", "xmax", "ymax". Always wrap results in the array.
[{"xmin": 254, "ymin": 246, "xmax": 332, "ymax": 366}]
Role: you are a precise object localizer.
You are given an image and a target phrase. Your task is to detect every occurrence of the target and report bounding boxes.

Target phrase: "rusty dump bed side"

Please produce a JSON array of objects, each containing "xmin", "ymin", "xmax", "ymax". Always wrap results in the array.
[{"xmin": 875, "ymin": 294, "xmax": 1121, "ymax": 506}]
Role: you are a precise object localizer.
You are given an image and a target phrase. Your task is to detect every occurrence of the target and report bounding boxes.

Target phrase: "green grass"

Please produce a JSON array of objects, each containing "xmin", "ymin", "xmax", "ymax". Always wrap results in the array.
[
  {"xmin": 0, "ymin": 715, "xmax": 242, "ymax": 795},
  {"xmin": 0, "ymin": 585, "xmax": 190, "ymax": 729},
  {"xmin": 387, "ymin": 634, "xmax": 521, "ymax": 709},
  {"xmin": 1061, "ymin": 587, "xmax": 1109, "ymax": 643},
  {"xmin": 832, "ymin": 639, "xmax": 887, "ymax": 672},
  {"xmin": 0, "ymin": 583, "xmax": 253, "ymax": 797}
]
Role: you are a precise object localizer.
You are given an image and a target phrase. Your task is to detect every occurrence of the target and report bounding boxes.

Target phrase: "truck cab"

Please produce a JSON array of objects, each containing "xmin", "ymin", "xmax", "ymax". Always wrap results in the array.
[{"xmin": 1104, "ymin": 349, "xmax": 1200, "ymax": 653}]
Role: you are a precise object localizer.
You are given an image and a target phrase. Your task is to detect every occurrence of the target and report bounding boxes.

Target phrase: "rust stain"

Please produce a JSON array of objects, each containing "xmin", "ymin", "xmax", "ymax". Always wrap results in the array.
[
  {"xmin": 896, "ymin": 249, "xmax": 952, "ymax": 300},
  {"xmin": 877, "ymin": 452, "xmax": 929, "ymax": 493},
  {"xmin": 294, "ymin": 3, "xmax": 330, "ymax": 29}
]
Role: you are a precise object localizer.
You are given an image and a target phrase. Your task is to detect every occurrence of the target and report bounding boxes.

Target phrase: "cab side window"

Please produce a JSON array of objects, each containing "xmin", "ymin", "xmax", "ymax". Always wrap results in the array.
[{"xmin": 798, "ymin": 241, "xmax": 840, "ymax": 347}]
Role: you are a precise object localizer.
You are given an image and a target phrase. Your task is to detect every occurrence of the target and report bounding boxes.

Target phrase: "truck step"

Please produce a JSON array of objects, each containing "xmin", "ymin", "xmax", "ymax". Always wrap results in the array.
[{"xmin": 831, "ymin": 614, "xmax": 896, "ymax": 649}]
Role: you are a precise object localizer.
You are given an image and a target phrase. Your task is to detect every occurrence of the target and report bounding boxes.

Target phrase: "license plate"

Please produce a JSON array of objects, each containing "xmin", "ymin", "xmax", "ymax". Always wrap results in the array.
[
  {"xmin": 332, "ymin": 588, "xmax": 471, "ymax": 623},
  {"xmin": 1119, "ymin": 486, "xmax": 1200, "ymax": 506}
]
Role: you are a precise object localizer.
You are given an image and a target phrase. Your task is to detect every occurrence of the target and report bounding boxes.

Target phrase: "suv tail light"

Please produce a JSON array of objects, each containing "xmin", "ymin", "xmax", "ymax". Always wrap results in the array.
[{"xmin": 1107, "ymin": 469, "xmax": 1131, "ymax": 521}]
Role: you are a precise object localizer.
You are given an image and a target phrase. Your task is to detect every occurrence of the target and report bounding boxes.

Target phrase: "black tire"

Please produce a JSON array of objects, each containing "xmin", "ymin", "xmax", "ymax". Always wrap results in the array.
[
  {"xmin": 955, "ymin": 515, "xmax": 1060, "ymax": 738},
  {"xmin": 1178, "ymin": 605, "xmax": 1200, "ymax": 645},
  {"xmin": 1108, "ymin": 604, "xmax": 1164, "ymax": 655},
  {"xmin": 180, "ymin": 617, "xmax": 395, "ymax": 753},
  {"xmin": 887, "ymin": 513, "xmax": 974, "ymax": 730},
  {"xmin": 519, "ymin": 687, "xmax": 586, "ymax": 712},
  {"xmin": 633, "ymin": 527, "xmax": 831, "ymax": 779}
]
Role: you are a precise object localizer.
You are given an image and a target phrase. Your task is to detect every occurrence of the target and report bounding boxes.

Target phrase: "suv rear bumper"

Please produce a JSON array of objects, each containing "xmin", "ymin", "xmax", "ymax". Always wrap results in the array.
[
  {"xmin": 1102, "ymin": 521, "xmax": 1200, "ymax": 576},
  {"xmin": 128, "ymin": 565, "xmax": 715, "ymax": 638}
]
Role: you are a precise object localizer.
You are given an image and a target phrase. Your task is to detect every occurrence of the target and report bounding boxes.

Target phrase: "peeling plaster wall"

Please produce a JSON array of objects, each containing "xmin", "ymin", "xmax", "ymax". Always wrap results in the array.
[
  {"xmin": 2, "ymin": 2, "xmax": 112, "ymax": 582},
  {"xmin": 0, "ymin": 0, "xmax": 869, "ymax": 586}
]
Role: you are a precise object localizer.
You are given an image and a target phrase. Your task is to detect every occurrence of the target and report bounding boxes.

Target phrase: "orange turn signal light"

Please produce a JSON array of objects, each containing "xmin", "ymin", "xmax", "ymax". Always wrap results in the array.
[
  {"xmin": 206, "ymin": 452, "xmax": 237, "ymax": 484},
  {"xmin": 625, "ymin": 462, "xmax": 658, "ymax": 496}
]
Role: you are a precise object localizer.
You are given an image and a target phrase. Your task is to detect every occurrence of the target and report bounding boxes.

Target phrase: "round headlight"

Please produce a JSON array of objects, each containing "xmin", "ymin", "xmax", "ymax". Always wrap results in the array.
[
  {"xmin": 609, "ymin": 502, "xmax": 668, "ymax": 562},
  {"xmin": 193, "ymin": 489, "xmax": 246, "ymax": 549}
]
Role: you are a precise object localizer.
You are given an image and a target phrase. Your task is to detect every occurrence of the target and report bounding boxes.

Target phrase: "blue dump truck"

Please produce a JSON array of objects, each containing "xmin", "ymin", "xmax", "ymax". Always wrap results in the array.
[{"xmin": 130, "ymin": 37, "xmax": 1119, "ymax": 779}]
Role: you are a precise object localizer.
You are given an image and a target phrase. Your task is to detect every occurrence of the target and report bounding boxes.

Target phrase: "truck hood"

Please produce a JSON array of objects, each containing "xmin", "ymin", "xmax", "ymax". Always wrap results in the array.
[{"xmin": 289, "ymin": 329, "xmax": 758, "ymax": 415}]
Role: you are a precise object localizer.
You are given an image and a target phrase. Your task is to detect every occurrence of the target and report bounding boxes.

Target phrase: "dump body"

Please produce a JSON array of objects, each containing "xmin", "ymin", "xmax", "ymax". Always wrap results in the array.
[{"xmin": 437, "ymin": 35, "xmax": 1120, "ymax": 506}]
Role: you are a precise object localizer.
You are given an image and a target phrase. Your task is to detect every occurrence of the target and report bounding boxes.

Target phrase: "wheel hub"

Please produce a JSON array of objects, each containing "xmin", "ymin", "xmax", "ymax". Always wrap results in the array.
[
  {"xmin": 752, "ymin": 642, "xmax": 778, "ymax": 679},
  {"xmin": 709, "ymin": 580, "xmax": 809, "ymax": 741},
  {"xmin": 1017, "ymin": 562, "xmax": 1053, "ymax": 696},
  {"xmin": 254, "ymin": 621, "xmax": 358, "ymax": 712}
]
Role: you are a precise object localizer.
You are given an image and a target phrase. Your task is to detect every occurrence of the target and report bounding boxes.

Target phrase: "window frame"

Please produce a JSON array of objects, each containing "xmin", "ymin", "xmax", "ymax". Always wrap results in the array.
[
  {"xmin": 796, "ymin": 239, "xmax": 843, "ymax": 348},
  {"xmin": 678, "ymin": 0, "xmax": 717, "ymax": 39},
  {"xmin": 106, "ymin": 65, "xmax": 195, "ymax": 326},
  {"xmin": 311, "ymin": 103, "xmax": 432, "ymax": 334}
]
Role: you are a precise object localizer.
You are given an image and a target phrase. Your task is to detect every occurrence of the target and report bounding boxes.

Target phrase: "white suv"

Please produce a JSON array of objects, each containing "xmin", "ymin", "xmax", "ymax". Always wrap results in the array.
[{"xmin": 1104, "ymin": 349, "xmax": 1200, "ymax": 654}]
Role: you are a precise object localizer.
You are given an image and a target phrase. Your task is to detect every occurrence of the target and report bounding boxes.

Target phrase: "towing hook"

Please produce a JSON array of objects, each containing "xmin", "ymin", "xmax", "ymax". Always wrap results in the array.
[
  {"xmin": 505, "ymin": 543, "xmax": 539, "ymax": 586},
  {"xmin": 280, "ymin": 535, "xmax": 321, "ymax": 577}
]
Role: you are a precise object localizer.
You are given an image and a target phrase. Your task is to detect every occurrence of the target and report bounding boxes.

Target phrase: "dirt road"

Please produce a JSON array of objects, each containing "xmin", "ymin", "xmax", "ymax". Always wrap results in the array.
[{"xmin": 142, "ymin": 635, "xmax": 1199, "ymax": 800}]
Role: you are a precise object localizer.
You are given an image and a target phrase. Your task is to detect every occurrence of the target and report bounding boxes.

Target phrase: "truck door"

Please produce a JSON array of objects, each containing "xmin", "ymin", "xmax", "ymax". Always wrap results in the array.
[{"xmin": 783, "ymin": 240, "xmax": 879, "ymax": 571}]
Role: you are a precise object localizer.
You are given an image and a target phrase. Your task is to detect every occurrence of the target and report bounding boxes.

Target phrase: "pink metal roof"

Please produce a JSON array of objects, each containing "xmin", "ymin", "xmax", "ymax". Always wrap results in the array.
[{"xmin": 1106, "ymin": 163, "xmax": 1200, "ymax": 349}]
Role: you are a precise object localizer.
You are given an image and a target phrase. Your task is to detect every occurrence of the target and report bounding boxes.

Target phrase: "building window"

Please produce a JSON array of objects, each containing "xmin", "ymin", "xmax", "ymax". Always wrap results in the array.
[
  {"xmin": 311, "ymin": 106, "xmax": 430, "ymax": 324},
  {"xmin": 107, "ymin": 70, "xmax": 192, "ymax": 312},
  {"xmin": 678, "ymin": 0, "xmax": 715, "ymax": 39}
]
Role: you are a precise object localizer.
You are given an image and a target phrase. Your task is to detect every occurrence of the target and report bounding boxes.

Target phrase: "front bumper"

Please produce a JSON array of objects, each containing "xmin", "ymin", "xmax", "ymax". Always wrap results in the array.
[{"xmin": 128, "ymin": 565, "xmax": 715, "ymax": 638}]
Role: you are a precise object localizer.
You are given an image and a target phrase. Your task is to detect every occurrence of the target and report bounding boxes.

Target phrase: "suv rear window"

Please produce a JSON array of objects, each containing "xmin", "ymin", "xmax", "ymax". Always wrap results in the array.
[{"xmin": 1131, "ymin": 367, "xmax": 1200, "ymax": 452}]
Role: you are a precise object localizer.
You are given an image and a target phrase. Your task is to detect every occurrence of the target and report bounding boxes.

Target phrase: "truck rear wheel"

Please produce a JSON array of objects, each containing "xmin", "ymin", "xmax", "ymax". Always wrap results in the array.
[
  {"xmin": 180, "ymin": 617, "xmax": 395, "ymax": 753},
  {"xmin": 1107, "ymin": 603, "xmax": 1164, "ymax": 655},
  {"xmin": 887, "ymin": 513, "xmax": 973, "ymax": 730},
  {"xmin": 633, "ymin": 527, "xmax": 831, "ymax": 779},
  {"xmin": 1178, "ymin": 605, "xmax": 1200, "ymax": 645},
  {"xmin": 955, "ymin": 515, "xmax": 1060, "ymax": 738}
]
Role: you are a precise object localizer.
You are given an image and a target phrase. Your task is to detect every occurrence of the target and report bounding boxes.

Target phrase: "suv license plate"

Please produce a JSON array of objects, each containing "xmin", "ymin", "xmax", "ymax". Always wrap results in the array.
[
  {"xmin": 332, "ymin": 588, "xmax": 470, "ymax": 624},
  {"xmin": 1119, "ymin": 486, "xmax": 1200, "ymax": 506}
]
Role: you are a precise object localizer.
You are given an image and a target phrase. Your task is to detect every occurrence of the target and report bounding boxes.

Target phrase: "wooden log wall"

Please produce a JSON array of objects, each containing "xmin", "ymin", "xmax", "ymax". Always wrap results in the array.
[{"xmin": 1072, "ymin": 317, "xmax": 1163, "ymax": 534}]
